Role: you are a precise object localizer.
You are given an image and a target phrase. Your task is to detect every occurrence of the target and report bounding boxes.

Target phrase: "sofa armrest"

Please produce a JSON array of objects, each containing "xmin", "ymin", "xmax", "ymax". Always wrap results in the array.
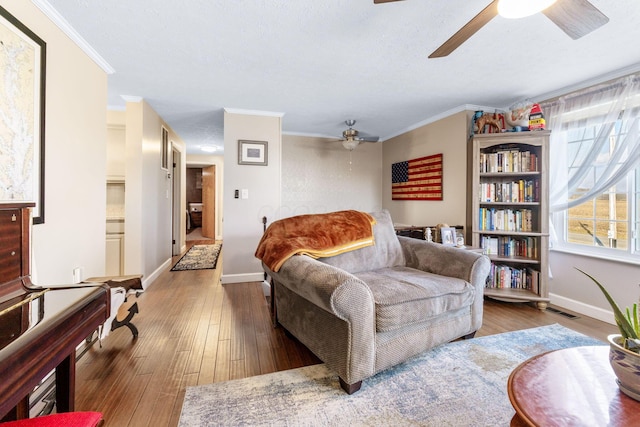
[
  {"xmin": 264, "ymin": 255, "xmax": 378, "ymax": 384},
  {"xmin": 264, "ymin": 255, "xmax": 375, "ymax": 321},
  {"xmin": 398, "ymin": 236, "xmax": 490, "ymax": 287}
]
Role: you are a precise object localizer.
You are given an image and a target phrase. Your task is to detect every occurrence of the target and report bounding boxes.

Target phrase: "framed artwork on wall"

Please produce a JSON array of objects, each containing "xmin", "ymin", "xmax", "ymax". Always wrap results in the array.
[
  {"xmin": 161, "ymin": 126, "xmax": 169, "ymax": 170},
  {"xmin": 0, "ymin": 5, "xmax": 47, "ymax": 224},
  {"xmin": 238, "ymin": 140, "xmax": 268, "ymax": 166},
  {"xmin": 391, "ymin": 153, "xmax": 443, "ymax": 201}
]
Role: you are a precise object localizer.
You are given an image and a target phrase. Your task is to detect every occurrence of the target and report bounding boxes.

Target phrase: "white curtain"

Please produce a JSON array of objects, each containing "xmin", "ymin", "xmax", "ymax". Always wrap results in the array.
[{"xmin": 541, "ymin": 74, "xmax": 640, "ymax": 214}]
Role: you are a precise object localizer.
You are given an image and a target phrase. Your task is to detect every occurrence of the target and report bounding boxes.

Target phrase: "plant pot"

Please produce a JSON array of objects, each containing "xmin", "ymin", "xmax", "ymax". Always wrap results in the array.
[{"xmin": 608, "ymin": 334, "xmax": 640, "ymax": 401}]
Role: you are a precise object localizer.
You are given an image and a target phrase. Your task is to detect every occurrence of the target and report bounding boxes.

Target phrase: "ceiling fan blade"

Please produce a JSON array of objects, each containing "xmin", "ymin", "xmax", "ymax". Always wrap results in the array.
[
  {"xmin": 428, "ymin": 0, "xmax": 499, "ymax": 58},
  {"xmin": 542, "ymin": 0, "xmax": 609, "ymax": 40},
  {"xmin": 373, "ymin": 0, "xmax": 403, "ymax": 3}
]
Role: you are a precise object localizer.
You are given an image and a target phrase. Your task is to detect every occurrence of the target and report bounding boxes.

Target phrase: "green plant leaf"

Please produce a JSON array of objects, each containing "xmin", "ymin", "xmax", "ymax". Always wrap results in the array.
[{"xmin": 576, "ymin": 268, "xmax": 638, "ymax": 340}]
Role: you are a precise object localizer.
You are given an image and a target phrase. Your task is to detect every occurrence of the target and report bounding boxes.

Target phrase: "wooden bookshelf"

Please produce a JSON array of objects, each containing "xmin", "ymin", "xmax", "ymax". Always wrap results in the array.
[{"xmin": 471, "ymin": 131, "xmax": 550, "ymax": 310}]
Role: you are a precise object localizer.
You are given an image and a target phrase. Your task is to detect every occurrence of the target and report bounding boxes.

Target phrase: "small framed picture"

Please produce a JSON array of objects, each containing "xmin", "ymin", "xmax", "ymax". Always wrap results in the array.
[
  {"xmin": 440, "ymin": 227, "xmax": 456, "ymax": 246},
  {"xmin": 238, "ymin": 140, "xmax": 268, "ymax": 166},
  {"xmin": 161, "ymin": 126, "xmax": 169, "ymax": 170}
]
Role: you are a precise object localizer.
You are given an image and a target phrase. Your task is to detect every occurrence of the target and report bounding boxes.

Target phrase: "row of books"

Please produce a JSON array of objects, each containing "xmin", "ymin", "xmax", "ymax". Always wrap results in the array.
[
  {"xmin": 485, "ymin": 264, "xmax": 540, "ymax": 293},
  {"xmin": 479, "ymin": 149, "xmax": 539, "ymax": 173},
  {"xmin": 478, "ymin": 179, "xmax": 539, "ymax": 203},
  {"xmin": 481, "ymin": 235, "xmax": 538, "ymax": 259},
  {"xmin": 478, "ymin": 208, "xmax": 534, "ymax": 232}
]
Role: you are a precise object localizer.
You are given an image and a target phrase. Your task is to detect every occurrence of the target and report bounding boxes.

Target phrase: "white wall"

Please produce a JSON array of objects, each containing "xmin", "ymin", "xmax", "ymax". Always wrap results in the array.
[
  {"xmin": 124, "ymin": 101, "xmax": 144, "ymax": 276},
  {"xmin": 4, "ymin": 1, "xmax": 108, "ymax": 285},
  {"xmin": 142, "ymin": 102, "xmax": 172, "ymax": 280},
  {"xmin": 222, "ymin": 110, "xmax": 282, "ymax": 284},
  {"xmin": 382, "ymin": 111, "xmax": 471, "ymax": 231},
  {"xmin": 281, "ymin": 135, "xmax": 382, "ymax": 216},
  {"xmin": 123, "ymin": 100, "xmax": 186, "ymax": 287},
  {"xmin": 549, "ymin": 250, "xmax": 640, "ymax": 324},
  {"xmin": 107, "ymin": 110, "xmax": 126, "ymax": 179}
]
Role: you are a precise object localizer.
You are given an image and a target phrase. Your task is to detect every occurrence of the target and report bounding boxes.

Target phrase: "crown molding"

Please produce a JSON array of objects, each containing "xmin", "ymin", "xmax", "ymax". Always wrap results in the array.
[
  {"xmin": 381, "ymin": 104, "xmax": 499, "ymax": 141},
  {"xmin": 31, "ymin": 0, "xmax": 115, "ymax": 74},
  {"xmin": 120, "ymin": 95, "xmax": 143, "ymax": 103},
  {"xmin": 284, "ymin": 104, "xmax": 501, "ymax": 142},
  {"xmin": 224, "ymin": 108, "xmax": 285, "ymax": 118},
  {"xmin": 282, "ymin": 131, "xmax": 336, "ymax": 139}
]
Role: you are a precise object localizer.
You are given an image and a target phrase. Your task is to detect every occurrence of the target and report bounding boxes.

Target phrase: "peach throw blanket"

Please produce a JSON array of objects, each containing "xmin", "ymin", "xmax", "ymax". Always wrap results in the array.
[{"xmin": 255, "ymin": 210, "xmax": 376, "ymax": 272}]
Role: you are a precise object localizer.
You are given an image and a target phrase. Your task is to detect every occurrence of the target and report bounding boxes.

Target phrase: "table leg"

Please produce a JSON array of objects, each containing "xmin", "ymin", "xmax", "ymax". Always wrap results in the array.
[
  {"xmin": 510, "ymin": 414, "xmax": 531, "ymax": 427},
  {"xmin": 55, "ymin": 352, "xmax": 76, "ymax": 412}
]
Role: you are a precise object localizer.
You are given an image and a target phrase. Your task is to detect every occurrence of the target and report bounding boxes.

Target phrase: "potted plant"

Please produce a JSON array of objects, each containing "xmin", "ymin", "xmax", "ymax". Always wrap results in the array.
[{"xmin": 577, "ymin": 268, "xmax": 640, "ymax": 401}]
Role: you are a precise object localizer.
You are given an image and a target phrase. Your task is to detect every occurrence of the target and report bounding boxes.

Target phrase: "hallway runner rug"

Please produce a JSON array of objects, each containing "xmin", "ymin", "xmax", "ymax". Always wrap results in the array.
[
  {"xmin": 171, "ymin": 244, "xmax": 221, "ymax": 271},
  {"xmin": 179, "ymin": 324, "xmax": 604, "ymax": 426}
]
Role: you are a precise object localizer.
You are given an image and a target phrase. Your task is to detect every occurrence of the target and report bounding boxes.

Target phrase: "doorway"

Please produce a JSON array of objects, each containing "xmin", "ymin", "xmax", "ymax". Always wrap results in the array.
[{"xmin": 186, "ymin": 165, "xmax": 216, "ymax": 242}]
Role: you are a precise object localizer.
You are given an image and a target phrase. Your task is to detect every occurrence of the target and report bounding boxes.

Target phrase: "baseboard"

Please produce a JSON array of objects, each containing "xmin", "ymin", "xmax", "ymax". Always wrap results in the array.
[
  {"xmin": 550, "ymin": 292, "xmax": 615, "ymax": 325},
  {"xmin": 222, "ymin": 272, "xmax": 264, "ymax": 284},
  {"xmin": 142, "ymin": 258, "xmax": 172, "ymax": 289}
]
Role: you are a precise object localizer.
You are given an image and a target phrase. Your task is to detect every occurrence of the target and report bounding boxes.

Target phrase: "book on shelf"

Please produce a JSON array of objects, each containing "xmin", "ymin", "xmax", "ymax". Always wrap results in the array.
[
  {"xmin": 478, "ymin": 208, "xmax": 533, "ymax": 232},
  {"xmin": 478, "ymin": 179, "xmax": 539, "ymax": 203},
  {"xmin": 486, "ymin": 264, "xmax": 540, "ymax": 292},
  {"xmin": 479, "ymin": 149, "xmax": 539, "ymax": 173},
  {"xmin": 481, "ymin": 235, "xmax": 538, "ymax": 259}
]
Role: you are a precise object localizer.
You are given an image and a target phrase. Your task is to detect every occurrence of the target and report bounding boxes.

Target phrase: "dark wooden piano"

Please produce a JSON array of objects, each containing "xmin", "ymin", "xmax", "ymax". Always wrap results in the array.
[{"xmin": 0, "ymin": 203, "xmax": 110, "ymax": 421}]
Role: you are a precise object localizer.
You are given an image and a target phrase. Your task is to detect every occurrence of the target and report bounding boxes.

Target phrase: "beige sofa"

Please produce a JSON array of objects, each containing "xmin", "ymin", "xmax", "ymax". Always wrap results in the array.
[{"xmin": 263, "ymin": 210, "xmax": 491, "ymax": 393}]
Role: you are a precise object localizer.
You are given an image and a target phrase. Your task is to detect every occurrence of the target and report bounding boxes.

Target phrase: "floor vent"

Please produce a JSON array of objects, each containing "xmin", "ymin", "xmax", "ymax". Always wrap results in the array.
[{"xmin": 547, "ymin": 306, "xmax": 579, "ymax": 319}]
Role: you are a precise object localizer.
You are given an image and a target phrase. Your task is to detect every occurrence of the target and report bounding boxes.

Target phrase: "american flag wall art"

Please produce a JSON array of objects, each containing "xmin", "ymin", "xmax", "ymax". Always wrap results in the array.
[{"xmin": 391, "ymin": 153, "xmax": 443, "ymax": 200}]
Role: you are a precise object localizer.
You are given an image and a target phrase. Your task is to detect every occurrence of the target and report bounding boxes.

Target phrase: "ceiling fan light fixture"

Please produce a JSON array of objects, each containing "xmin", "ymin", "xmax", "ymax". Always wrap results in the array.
[
  {"xmin": 200, "ymin": 145, "xmax": 217, "ymax": 153},
  {"xmin": 497, "ymin": 0, "xmax": 557, "ymax": 19},
  {"xmin": 342, "ymin": 139, "xmax": 360, "ymax": 151}
]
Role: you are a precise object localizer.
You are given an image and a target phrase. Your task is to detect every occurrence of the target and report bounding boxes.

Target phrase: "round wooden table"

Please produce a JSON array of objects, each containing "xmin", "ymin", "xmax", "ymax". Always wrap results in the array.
[{"xmin": 508, "ymin": 346, "xmax": 640, "ymax": 427}]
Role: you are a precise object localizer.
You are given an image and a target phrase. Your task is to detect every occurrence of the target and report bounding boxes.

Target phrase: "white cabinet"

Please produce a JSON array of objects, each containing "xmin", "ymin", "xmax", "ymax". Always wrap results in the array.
[{"xmin": 106, "ymin": 219, "xmax": 124, "ymax": 276}]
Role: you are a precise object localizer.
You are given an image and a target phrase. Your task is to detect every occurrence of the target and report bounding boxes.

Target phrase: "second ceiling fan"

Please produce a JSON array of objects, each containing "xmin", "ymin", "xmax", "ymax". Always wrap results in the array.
[
  {"xmin": 340, "ymin": 120, "xmax": 380, "ymax": 151},
  {"xmin": 374, "ymin": 0, "xmax": 609, "ymax": 58}
]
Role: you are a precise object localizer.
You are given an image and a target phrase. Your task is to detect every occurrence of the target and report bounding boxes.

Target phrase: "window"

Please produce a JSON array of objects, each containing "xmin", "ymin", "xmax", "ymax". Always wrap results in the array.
[
  {"xmin": 563, "ymin": 123, "xmax": 635, "ymax": 253},
  {"xmin": 543, "ymin": 74, "xmax": 640, "ymax": 262}
]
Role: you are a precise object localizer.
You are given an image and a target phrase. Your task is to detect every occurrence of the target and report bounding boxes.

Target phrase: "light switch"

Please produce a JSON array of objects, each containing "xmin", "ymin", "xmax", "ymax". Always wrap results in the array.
[{"xmin": 241, "ymin": 189, "xmax": 249, "ymax": 199}]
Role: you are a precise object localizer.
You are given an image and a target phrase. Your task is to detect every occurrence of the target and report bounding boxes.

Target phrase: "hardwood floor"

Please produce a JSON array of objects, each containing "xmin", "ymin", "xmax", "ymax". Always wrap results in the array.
[{"xmin": 75, "ymin": 244, "xmax": 617, "ymax": 426}]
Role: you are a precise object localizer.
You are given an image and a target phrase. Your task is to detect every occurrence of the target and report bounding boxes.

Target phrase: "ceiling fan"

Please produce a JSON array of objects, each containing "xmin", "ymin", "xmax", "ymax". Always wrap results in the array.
[
  {"xmin": 339, "ymin": 120, "xmax": 380, "ymax": 151},
  {"xmin": 374, "ymin": 0, "xmax": 609, "ymax": 58}
]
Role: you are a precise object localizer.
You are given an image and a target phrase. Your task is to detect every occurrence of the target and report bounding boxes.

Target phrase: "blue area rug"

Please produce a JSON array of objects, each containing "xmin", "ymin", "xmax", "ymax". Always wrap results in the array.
[{"xmin": 179, "ymin": 324, "xmax": 605, "ymax": 426}]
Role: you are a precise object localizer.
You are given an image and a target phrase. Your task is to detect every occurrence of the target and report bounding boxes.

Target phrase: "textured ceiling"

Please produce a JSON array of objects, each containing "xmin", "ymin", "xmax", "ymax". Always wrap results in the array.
[{"xmin": 42, "ymin": 0, "xmax": 640, "ymax": 154}]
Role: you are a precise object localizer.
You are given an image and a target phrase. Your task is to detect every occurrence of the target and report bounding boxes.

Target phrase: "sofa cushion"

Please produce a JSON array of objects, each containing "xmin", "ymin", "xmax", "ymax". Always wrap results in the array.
[
  {"xmin": 354, "ymin": 266, "xmax": 475, "ymax": 332},
  {"xmin": 321, "ymin": 210, "xmax": 405, "ymax": 274}
]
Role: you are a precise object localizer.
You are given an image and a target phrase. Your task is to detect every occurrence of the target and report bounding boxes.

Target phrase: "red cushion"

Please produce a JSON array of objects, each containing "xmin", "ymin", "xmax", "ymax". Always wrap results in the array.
[{"xmin": 0, "ymin": 412, "xmax": 102, "ymax": 427}]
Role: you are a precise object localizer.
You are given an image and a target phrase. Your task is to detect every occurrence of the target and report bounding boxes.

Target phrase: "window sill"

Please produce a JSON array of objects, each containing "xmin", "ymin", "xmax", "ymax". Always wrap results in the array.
[{"xmin": 550, "ymin": 245, "xmax": 640, "ymax": 266}]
